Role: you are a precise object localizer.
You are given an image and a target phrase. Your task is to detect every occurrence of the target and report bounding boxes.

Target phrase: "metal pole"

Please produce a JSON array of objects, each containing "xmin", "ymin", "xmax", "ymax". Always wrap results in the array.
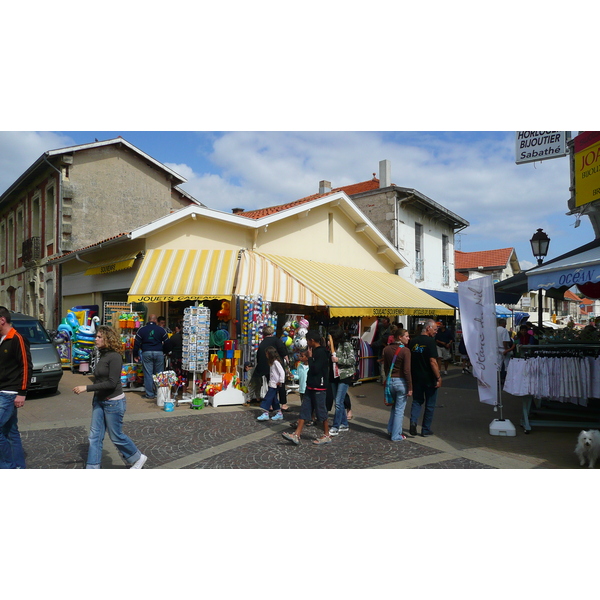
[{"xmin": 537, "ymin": 257, "xmax": 543, "ymax": 328}]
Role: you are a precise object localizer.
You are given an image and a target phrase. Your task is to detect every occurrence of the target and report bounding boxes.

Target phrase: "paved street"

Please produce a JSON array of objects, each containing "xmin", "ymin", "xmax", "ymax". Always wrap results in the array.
[{"xmin": 16, "ymin": 365, "xmax": 585, "ymax": 469}]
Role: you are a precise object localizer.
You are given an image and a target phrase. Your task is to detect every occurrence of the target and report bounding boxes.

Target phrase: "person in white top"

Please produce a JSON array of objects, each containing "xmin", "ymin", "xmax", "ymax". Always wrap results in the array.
[
  {"xmin": 496, "ymin": 318, "xmax": 515, "ymax": 383},
  {"xmin": 256, "ymin": 346, "xmax": 286, "ymax": 422}
]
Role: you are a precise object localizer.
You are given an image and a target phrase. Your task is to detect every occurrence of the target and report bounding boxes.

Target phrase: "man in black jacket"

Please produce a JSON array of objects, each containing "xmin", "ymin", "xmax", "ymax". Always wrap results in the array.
[
  {"xmin": 133, "ymin": 314, "xmax": 169, "ymax": 399},
  {"xmin": 0, "ymin": 306, "xmax": 32, "ymax": 469}
]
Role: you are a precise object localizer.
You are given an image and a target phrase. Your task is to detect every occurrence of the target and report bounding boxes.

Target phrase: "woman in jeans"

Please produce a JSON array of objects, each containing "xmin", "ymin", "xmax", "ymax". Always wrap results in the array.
[
  {"xmin": 328, "ymin": 326, "xmax": 357, "ymax": 436},
  {"xmin": 73, "ymin": 325, "xmax": 147, "ymax": 469},
  {"xmin": 383, "ymin": 328, "xmax": 412, "ymax": 441}
]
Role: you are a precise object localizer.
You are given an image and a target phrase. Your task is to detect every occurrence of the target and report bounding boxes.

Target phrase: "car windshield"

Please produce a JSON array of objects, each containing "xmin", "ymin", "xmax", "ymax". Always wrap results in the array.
[{"xmin": 11, "ymin": 319, "xmax": 52, "ymax": 345}]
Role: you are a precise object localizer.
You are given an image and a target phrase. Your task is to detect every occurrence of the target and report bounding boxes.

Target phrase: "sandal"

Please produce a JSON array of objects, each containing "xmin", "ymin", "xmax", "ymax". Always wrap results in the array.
[
  {"xmin": 313, "ymin": 435, "xmax": 332, "ymax": 445},
  {"xmin": 282, "ymin": 432, "xmax": 300, "ymax": 445}
]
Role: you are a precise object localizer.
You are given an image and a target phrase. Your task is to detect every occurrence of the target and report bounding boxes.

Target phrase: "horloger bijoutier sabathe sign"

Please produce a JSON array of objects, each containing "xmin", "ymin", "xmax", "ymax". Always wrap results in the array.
[{"xmin": 515, "ymin": 131, "xmax": 567, "ymax": 164}]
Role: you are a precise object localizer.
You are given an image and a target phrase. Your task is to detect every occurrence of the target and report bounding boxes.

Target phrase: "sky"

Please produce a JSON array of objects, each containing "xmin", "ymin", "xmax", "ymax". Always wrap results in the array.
[{"xmin": 0, "ymin": 130, "xmax": 590, "ymax": 270}]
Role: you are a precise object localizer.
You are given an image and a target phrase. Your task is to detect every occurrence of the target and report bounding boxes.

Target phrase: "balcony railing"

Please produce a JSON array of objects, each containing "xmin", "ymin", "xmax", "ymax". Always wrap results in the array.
[
  {"xmin": 22, "ymin": 236, "xmax": 41, "ymax": 265},
  {"xmin": 414, "ymin": 258, "xmax": 424, "ymax": 281},
  {"xmin": 442, "ymin": 263, "xmax": 450, "ymax": 286}
]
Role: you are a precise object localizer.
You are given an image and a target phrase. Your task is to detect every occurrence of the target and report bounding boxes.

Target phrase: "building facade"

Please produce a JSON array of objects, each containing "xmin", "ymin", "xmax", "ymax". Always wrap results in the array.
[
  {"xmin": 343, "ymin": 160, "xmax": 469, "ymax": 291},
  {"xmin": 0, "ymin": 137, "xmax": 201, "ymax": 328}
]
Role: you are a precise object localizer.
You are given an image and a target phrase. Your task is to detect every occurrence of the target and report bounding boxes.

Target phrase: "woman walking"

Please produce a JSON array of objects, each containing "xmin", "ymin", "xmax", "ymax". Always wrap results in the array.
[
  {"xmin": 328, "ymin": 326, "xmax": 356, "ymax": 436},
  {"xmin": 256, "ymin": 346, "xmax": 286, "ymax": 421},
  {"xmin": 73, "ymin": 325, "xmax": 147, "ymax": 469},
  {"xmin": 383, "ymin": 328, "xmax": 412, "ymax": 441}
]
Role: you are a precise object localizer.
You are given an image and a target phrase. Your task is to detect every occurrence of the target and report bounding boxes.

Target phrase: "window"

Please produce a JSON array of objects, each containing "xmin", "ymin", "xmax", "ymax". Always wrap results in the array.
[
  {"xmin": 415, "ymin": 223, "xmax": 423, "ymax": 280},
  {"xmin": 32, "ymin": 196, "xmax": 41, "ymax": 238},
  {"xmin": 442, "ymin": 234, "xmax": 449, "ymax": 285},
  {"xmin": 45, "ymin": 186, "xmax": 55, "ymax": 242},
  {"xmin": 7, "ymin": 216, "xmax": 14, "ymax": 269},
  {"xmin": 328, "ymin": 213, "xmax": 334, "ymax": 243},
  {"xmin": 16, "ymin": 210, "xmax": 23, "ymax": 257},
  {"xmin": 0, "ymin": 222, "xmax": 5, "ymax": 270}
]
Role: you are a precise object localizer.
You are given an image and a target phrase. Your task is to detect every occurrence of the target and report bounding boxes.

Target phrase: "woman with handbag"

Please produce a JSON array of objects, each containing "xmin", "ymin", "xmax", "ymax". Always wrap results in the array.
[
  {"xmin": 382, "ymin": 328, "xmax": 412, "ymax": 441},
  {"xmin": 328, "ymin": 326, "xmax": 357, "ymax": 436}
]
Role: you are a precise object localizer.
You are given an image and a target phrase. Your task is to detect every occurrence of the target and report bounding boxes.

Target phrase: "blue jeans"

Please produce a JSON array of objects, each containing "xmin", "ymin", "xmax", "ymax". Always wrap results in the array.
[
  {"xmin": 260, "ymin": 386, "xmax": 281, "ymax": 412},
  {"xmin": 331, "ymin": 381, "xmax": 349, "ymax": 429},
  {"xmin": 87, "ymin": 396, "xmax": 142, "ymax": 468},
  {"xmin": 386, "ymin": 378, "xmax": 408, "ymax": 441},
  {"xmin": 410, "ymin": 381, "xmax": 438, "ymax": 435},
  {"xmin": 142, "ymin": 351, "xmax": 165, "ymax": 398},
  {"xmin": 0, "ymin": 392, "xmax": 26, "ymax": 469}
]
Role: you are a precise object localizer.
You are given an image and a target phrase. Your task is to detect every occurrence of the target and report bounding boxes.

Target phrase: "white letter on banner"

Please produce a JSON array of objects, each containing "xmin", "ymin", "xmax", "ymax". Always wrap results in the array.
[{"xmin": 458, "ymin": 276, "xmax": 498, "ymax": 405}]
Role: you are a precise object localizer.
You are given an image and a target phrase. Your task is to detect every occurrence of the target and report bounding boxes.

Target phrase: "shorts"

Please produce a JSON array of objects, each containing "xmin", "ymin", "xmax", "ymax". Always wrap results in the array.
[
  {"xmin": 301, "ymin": 389, "xmax": 327, "ymax": 422},
  {"xmin": 437, "ymin": 347, "xmax": 451, "ymax": 361}
]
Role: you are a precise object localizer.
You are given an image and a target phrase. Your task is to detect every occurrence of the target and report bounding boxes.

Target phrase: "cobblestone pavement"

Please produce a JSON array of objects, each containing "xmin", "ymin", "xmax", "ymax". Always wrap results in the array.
[{"xmin": 16, "ymin": 366, "xmax": 587, "ymax": 469}]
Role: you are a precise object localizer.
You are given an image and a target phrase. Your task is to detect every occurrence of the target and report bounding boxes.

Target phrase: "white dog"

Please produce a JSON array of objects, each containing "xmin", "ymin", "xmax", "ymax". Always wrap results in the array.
[{"xmin": 575, "ymin": 429, "xmax": 600, "ymax": 468}]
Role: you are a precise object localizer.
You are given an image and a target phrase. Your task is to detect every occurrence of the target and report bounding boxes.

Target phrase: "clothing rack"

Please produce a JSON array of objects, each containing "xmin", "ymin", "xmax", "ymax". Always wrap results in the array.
[{"xmin": 506, "ymin": 343, "xmax": 600, "ymax": 432}]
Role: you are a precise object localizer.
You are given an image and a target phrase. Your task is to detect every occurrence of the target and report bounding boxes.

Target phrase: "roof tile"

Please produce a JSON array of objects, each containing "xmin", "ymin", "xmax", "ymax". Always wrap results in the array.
[{"xmin": 455, "ymin": 248, "xmax": 514, "ymax": 270}]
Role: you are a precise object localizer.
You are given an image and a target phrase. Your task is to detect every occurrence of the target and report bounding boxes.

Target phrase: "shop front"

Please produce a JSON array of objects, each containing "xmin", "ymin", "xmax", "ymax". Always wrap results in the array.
[{"xmin": 126, "ymin": 247, "xmax": 454, "ymax": 386}]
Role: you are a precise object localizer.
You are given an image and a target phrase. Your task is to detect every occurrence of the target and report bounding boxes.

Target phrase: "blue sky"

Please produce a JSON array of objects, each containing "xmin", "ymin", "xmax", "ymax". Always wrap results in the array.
[{"xmin": 0, "ymin": 130, "xmax": 590, "ymax": 270}]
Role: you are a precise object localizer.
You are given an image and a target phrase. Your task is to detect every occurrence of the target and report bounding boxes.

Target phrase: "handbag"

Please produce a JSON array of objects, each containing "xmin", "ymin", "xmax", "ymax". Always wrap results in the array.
[
  {"xmin": 384, "ymin": 345, "xmax": 403, "ymax": 405},
  {"xmin": 260, "ymin": 376, "xmax": 269, "ymax": 398}
]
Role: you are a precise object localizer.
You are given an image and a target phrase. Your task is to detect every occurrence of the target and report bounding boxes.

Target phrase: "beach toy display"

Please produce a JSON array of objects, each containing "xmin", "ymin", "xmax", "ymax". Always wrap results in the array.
[{"xmin": 240, "ymin": 294, "xmax": 277, "ymax": 362}]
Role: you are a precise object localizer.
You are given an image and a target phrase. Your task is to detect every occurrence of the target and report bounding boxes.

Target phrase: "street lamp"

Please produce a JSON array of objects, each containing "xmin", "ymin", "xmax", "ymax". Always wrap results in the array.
[{"xmin": 530, "ymin": 228, "xmax": 550, "ymax": 328}]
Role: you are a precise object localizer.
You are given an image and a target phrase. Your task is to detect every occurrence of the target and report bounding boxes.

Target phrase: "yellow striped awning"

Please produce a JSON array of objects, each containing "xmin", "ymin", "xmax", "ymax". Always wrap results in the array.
[
  {"xmin": 257, "ymin": 252, "xmax": 454, "ymax": 317},
  {"xmin": 127, "ymin": 249, "xmax": 239, "ymax": 302},
  {"xmin": 235, "ymin": 250, "xmax": 327, "ymax": 307},
  {"xmin": 85, "ymin": 253, "xmax": 139, "ymax": 276}
]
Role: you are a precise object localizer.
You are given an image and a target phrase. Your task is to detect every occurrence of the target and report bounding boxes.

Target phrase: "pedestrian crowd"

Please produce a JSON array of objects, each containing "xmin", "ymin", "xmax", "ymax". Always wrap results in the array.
[{"xmin": 244, "ymin": 318, "xmax": 448, "ymax": 446}]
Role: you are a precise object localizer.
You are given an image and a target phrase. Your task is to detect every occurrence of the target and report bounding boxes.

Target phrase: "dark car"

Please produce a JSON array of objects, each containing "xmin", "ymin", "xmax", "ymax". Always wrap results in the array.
[{"xmin": 10, "ymin": 312, "xmax": 63, "ymax": 394}]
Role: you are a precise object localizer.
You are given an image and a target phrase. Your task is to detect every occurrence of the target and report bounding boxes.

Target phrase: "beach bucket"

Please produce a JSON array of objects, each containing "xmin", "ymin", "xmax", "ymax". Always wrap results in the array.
[{"xmin": 164, "ymin": 400, "xmax": 175, "ymax": 412}]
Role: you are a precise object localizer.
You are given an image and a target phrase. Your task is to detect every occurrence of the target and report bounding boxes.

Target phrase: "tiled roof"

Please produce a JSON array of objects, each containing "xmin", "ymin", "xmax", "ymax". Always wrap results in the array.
[
  {"xmin": 455, "ymin": 248, "xmax": 514, "ymax": 270},
  {"xmin": 237, "ymin": 178, "xmax": 381, "ymax": 219},
  {"xmin": 564, "ymin": 290, "xmax": 582, "ymax": 302},
  {"xmin": 456, "ymin": 272, "xmax": 468, "ymax": 282},
  {"xmin": 49, "ymin": 233, "xmax": 130, "ymax": 261}
]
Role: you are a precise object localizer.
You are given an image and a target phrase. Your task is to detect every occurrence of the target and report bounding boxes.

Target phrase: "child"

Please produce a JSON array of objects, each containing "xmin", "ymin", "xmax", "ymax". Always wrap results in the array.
[
  {"xmin": 257, "ymin": 346, "xmax": 286, "ymax": 421},
  {"xmin": 282, "ymin": 330, "xmax": 331, "ymax": 445},
  {"xmin": 289, "ymin": 349, "xmax": 313, "ymax": 429}
]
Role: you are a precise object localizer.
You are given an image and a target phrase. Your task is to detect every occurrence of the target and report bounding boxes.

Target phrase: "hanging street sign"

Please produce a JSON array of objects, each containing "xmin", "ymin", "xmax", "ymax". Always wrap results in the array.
[
  {"xmin": 515, "ymin": 131, "xmax": 568, "ymax": 164},
  {"xmin": 574, "ymin": 131, "xmax": 600, "ymax": 208}
]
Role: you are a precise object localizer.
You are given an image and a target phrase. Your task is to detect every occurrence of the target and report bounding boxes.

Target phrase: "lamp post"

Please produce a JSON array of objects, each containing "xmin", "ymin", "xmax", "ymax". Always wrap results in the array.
[{"xmin": 530, "ymin": 228, "xmax": 551, "ymax": 328}]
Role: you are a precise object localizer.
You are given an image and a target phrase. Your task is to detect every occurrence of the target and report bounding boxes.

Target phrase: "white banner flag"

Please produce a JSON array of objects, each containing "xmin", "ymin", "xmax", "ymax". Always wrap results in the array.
[{"xmin": 458, "ymin": 276, "xmax": 498, "ymax": 405}]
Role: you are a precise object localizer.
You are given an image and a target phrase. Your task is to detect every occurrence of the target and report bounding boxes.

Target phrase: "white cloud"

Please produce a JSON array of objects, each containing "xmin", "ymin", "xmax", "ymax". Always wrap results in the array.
[
  {"xmin": 0, "ymin": 131, "xmax": 75, "ymax": 195},
  {"xmin": 168, "ymin": 131, "xmax": 581, "ymax": 260}
]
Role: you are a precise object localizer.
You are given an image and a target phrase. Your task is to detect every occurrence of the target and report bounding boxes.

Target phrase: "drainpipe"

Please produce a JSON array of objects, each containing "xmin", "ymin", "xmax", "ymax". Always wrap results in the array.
[{"xmin": 42, "ymin": 155, "xmax": 63, "ymax": 327}]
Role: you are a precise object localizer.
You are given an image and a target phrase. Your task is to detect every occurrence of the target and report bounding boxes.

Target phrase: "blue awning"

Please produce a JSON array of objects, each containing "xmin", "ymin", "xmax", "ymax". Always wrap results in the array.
[
  {"xmin": 421, "ymin": 288, "xmax": 460, "ymax": 308},
  {"xmin": 495, "ymin": 305, "xmax": 512, "ymax": 317},
  {"xmin": 527, "ymin": 243, "xmax": 600, "ymax": 290}
]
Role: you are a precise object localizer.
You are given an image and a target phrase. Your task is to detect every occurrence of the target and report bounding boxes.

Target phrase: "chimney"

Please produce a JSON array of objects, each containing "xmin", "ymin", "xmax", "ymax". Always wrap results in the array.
[
  {"xmin": 379, "ymin": 159, "xmax": 391, "ymax": 188},
  {"xmin": 319, "ymin": 180, "xmax": 331, "ymax": 194},
  {"xmin": 232, "ymin": 207, "xmax": 245, "ymax": 214}
]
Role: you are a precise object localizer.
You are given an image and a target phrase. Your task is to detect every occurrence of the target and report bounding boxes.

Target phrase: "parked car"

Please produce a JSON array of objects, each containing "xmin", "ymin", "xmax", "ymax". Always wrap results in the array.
[{"xmin": 10, "ymin": 312, "xmax": 63, "ymax": 394}]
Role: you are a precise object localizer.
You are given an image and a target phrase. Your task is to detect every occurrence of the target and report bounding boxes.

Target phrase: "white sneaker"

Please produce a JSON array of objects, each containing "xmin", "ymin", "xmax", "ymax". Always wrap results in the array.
[
  {"xmin": 131, "ymin": 454, "xmax": 147, "ymax": 469},
  {"xmin": 339, "ymin": 425, "xmax": 350, "ymax": 432},
  {"xmin": 329, "ymin": 427, "xmax": 339, "ymax": 436}
]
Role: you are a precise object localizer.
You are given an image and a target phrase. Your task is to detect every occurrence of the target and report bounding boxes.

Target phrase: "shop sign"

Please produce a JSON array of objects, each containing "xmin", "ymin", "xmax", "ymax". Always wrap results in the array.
[
  {"xmin": 128, "ymin": 294, "xmax": 232, "ymax": 302},
  {"xmin": 515, "ymin": 131, "xmax": 567, "ymax": 164},
  {"xmin": 574, "ymin": 131, "xmax": 600, "ymax": 207}
]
